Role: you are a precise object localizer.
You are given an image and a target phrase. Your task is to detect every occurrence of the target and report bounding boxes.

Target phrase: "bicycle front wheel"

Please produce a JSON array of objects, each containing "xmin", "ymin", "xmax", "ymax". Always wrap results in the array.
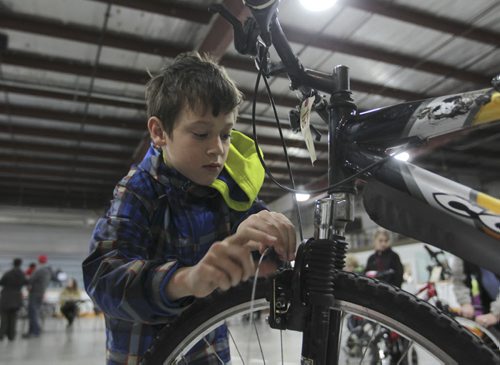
[{"xmin": 143, "ymin": 272, "xmax": 500, "ymax": 364}]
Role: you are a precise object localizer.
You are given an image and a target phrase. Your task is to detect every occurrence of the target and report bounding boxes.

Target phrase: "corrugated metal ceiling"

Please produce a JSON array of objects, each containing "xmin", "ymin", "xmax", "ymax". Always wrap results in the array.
[{"xmin": 0, "ymin": 0, "xmax": 499, "ymax": 209}]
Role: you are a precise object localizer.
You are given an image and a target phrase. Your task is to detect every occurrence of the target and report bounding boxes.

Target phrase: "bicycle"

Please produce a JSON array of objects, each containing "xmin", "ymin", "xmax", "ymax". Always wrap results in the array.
[
  {"xmin": 343, "ymin": 269, "xmax": 418, "ymax": 365},
  {"xmin": 142, "ymin": 1, "xmax": 500, "ymax": 364}
]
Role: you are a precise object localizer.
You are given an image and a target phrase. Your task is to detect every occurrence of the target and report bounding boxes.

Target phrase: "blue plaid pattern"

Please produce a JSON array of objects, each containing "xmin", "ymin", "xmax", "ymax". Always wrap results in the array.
[{"xmin": 83, "ymin": 145, "xmax": 265, "ymax": 364}]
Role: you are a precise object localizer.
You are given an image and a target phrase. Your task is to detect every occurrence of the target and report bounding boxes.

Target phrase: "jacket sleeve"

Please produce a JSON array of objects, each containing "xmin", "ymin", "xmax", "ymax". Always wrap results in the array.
[
  {"xmin": 392, "ymin": 251, "xmax": 404, "ymax": 288},
  {"xmin": 82, "ymin": 173, "xmax": 191, "ymax": 324},
  {"xmin": 450, "ymin": 256, "xmax": 472, "ymax": 305},
  {"xmin": 230, "ymin": 198, "xmax": 268, "ymax": 233}
]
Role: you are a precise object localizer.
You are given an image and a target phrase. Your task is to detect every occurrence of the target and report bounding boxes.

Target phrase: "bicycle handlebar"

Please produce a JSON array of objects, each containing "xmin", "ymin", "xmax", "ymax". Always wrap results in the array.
[{"xmin": 238, "ymin": 0, "xmax": 345, "ymax": 95}]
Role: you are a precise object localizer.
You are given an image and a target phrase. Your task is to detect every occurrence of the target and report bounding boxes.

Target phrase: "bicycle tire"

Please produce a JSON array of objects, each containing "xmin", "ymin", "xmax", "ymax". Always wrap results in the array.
[{"xmin": 143, "ymin": 271, "xmax": 500, "ymax": 364}]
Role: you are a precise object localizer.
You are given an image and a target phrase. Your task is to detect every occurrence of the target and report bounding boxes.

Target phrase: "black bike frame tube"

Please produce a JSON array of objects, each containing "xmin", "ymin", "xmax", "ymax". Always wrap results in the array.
[
  {"xmin": 345, "ymin": 89, "xmax": 499, "ymax": 152},
  {"xmin": 345, "ymin": 146, "xmax": 500, "ymax": 275}
]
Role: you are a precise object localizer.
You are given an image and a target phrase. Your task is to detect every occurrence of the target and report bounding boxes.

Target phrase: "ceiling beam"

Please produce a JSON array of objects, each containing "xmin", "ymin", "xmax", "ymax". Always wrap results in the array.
[
  {"xmin": 0, "ymin": 103, "xmax": 327, "ymax": 152},
  {"xmin": 2, "ymin": 48, "xmax": 430, "ymax": 103},
  {"xmin": 0, "ymin": 166, "xmax": 119, "ymax": 184},
  {"xmin": 89, "ymin": 0, "xmax": 212, "ymax": 24},
  {"xmin": 0, "ymin": 139, "xmax": 131, "ymax": 160},
  {"xmin": 338, "ymin": 0, "xmax": 500, "ymax": 47},
  {"xmin": 282, "ymin": 25, "xmax": 491, "ymax": 85},
  {"xmin": 0, "ymin": 82, "xmax": 144, "ymax": 110},
  {"xmin": 197, "ymin": 0, "xmax": 250, "ymax": 59},
  {"xmin": 0, "ymin": 123, "xmax": 142, "ymax": 146},
  {"xmin": 0, "ymin": 187, "xmax": 110, "ymax": 208},
  {"xmin": 0, "ymin": 177, "xmax": 109, "ymax": 194},
  {"xmin": 90, "ymin": 0, "xmax": 500, "ymax": 48},
  {"xmin": 0, "ymin": 11, "xmax": 191, "ymax": 57},
  {"xmin": 5, "ymin": 6, "xmax": 493, "ymax": 85},
  {"xmin": 0, "ymin": 154, "xmax": 127, "ymax": 175}
]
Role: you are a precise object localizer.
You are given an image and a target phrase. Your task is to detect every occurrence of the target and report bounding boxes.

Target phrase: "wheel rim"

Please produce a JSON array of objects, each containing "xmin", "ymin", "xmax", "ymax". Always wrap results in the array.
[{"xmin": 164, "ymin": 298, "xmax": 457, "ymax": 364}]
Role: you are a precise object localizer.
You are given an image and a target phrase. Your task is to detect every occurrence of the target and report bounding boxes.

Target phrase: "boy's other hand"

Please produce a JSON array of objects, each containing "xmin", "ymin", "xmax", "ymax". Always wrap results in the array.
[
  {"xmin": 165, "ymin": 211, "xmax": 296, "ymax": 300},
  {"xmin": 236, "ymin": 210, "xmax": 296, "ymax": 262},
  {"xmin": 166, "ymin": 236, "xmax": 256, "ymax": 299}
]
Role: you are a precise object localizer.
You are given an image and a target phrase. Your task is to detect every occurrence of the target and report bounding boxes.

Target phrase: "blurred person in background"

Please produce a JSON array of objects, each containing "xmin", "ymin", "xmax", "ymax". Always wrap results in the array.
[
  {"xmin": 0, "ymin": 258, "xmax": 28, "ymax": 341},
  {"xmin": 23, "ymin": 255, "xmax": 52, "ymax": 339},
  {"xmin": 364, "ymin": 228, "xmax": 404, "ymax": 287},
  {"xmin": 59, "ymin": 278, "xmax": 81, "ymax": 328},
  {"xmin": 451, "ymin": 257, "xmax": 500, "ymax": 330},
  {"xmin": 344, "ymin": 254, "xmax": 363, "ymax": 274},
  {"xmin": 24, "ymin": 262, "xmax": 37, "ymax": 278}
]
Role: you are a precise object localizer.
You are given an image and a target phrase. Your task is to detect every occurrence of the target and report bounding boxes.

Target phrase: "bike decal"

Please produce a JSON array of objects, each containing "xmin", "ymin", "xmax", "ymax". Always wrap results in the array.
[
  {"xmin": 398, "ymin": 162, "xmax": 500, "ymax": 239},
  {"xmin": 477, "ymin": 192, "xmax": 500, "ymax": 214},
  {"xmin": 473, "ymin": 91, "xmax": 500, "ymax": 126},
  {"xmin": 433, "ymin": 193, "xmax": 500, "ymax": 237},
  {"xmin": 407, "ymin": 89, "xmax": 490, "ymax": 139}
]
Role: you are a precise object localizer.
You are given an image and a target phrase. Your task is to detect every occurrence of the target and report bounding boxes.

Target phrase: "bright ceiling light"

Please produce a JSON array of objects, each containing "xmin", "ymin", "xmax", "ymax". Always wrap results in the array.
[
  {"xmin": 394, "ymin": 152, "xmax": 410, "ymax": 161},
  {"xmin": 295, "ymin": 193, "xmax": 311, "ymax": 202},
  {"xmin": 299, "ymin": 0, "xmax": 336, "ymax": 12}
]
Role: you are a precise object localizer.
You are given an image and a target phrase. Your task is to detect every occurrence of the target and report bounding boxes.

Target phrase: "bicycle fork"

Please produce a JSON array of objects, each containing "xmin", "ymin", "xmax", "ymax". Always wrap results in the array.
[{"xmin": 269, "ymin": 64, "xmax": 357, "ymax": 364}]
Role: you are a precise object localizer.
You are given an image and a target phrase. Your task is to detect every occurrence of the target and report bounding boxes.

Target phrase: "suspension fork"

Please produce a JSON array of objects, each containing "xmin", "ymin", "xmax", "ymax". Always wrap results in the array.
[
  {"xmin": 300, "ymin": 66, "xmax": 357, "ymax": 365},
  {"xmin": 269, "ymin": 66, "xmax": 357, "ymax": 364}
]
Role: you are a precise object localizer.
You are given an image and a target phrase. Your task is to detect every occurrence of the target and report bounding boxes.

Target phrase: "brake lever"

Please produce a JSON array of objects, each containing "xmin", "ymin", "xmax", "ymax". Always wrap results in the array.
[{"xmin": 208, "ymin": 4, "xmax": 259, "ymax": 56}]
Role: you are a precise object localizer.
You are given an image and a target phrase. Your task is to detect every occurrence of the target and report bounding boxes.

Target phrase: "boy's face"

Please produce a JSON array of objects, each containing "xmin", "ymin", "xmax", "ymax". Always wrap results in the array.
[{"xmin": 152, "ymin": 105, "xmax": 235, "ymax": 186}]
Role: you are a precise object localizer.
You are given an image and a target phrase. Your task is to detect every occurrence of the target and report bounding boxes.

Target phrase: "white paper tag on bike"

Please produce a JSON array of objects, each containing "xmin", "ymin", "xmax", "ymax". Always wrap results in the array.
[{"xmin": 300, "ymin": 96, "xmax": 317, "ymax": 165}]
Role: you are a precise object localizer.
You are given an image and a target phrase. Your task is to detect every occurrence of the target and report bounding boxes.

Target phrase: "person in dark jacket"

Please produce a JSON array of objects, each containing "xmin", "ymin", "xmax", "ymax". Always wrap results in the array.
[
  {"xmin": 0, "ymin": 258, "xmax": 28, "ymax": 341},
  {"xmin": 23, "ymin": 255, "xmax": 52, "ymax": 338},
  {"xmin": 364, "ymin": 228, "xmax": 404, "ymax": 287}
]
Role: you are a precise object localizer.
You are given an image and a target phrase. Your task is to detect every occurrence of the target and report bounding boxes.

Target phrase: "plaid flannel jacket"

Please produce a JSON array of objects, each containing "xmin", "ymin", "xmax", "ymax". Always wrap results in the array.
[{"xmin": 82, "ymin": 146, "xmax": 265, "ymax": 364}]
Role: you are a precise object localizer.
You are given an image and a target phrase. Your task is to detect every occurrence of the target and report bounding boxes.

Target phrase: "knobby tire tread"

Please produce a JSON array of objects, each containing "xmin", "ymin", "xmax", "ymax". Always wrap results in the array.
[{"xmin": 143, "ymin": 271, "xmax": 500, "ymax": 365}]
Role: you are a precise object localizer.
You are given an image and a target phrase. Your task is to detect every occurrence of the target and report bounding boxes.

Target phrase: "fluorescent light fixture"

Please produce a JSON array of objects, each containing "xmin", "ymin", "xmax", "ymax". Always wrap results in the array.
[
  {"xmin": 394, "ymin": 152, "xmax": 410, "ymax": 161},
  {"xmin": 299, "ymin": 0, "xmax": 336, "ymax": 12},
  {"xmin": 295, "ymin": 193, "xmax": 311, "ymax": 202}
]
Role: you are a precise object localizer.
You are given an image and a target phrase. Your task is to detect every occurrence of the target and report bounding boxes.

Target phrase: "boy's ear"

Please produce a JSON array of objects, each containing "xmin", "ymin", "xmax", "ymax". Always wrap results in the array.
[{"xmin": 147, "ymin": 116, "xmax": 167, "ymax": 147}]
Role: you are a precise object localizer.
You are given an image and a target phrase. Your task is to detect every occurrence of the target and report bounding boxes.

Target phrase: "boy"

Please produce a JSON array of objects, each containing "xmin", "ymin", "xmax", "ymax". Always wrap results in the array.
[{"xmin": 82, "ymin": 52, "xmax": 296, "ymax": 364}]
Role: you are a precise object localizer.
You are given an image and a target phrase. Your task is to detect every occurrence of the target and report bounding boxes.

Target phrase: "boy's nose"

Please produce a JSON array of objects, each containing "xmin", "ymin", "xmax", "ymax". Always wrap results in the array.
[{"xmin": 207, "ymin": 136, "xmax": 224, "ymax": 155}]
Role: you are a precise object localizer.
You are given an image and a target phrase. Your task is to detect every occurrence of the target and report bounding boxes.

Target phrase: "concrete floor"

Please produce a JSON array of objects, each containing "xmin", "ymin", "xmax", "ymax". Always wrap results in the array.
[
  {"xmin": 0, "ymin": 315, "xmax": 439, "ymax": 364},
  {"xmin": 0, "ymin": 317, "xmax": 106, "ymax": 365}
]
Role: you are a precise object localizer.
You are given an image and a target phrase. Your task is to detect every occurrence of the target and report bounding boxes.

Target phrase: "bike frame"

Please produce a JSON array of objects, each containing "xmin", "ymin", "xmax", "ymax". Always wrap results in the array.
[{"xmin": 223, "ymin": 1, "xmax": 500, "ymax": 364}]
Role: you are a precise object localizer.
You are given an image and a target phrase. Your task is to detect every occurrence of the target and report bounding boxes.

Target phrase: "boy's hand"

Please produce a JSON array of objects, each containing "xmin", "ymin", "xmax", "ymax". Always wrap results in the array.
[
  {"xmin": 236, "ymin": 210, "xmax": 296, "ymax": 261},
  {"xmin": 165, "ymin": 212, "xmax": 296, "ymax": 300},
  {"xmin": 166, "ymin": 232, "xmax": 263, "ymax": 299}
]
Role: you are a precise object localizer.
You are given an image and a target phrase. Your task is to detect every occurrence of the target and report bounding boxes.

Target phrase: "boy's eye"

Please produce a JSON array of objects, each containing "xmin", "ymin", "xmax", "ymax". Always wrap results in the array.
[
  {"xmin": 221, "ymin": 133, "xmax": 232, "ymax": 141},
  {"xmin": 192, "ymin": 132, "xmax": 208, "ymax": 139}
]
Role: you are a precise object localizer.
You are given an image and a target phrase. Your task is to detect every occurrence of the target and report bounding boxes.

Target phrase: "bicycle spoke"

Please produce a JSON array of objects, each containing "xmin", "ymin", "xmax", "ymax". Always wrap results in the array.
[
  {"xmin": 396, "ymin": 340, "xmax": 415, "ymax": 365},
  {"xmin": 252, "ymin": 319, "xmax": 266, "ymax": 364},
  {"xmin": 280, "ymin": 329, "xmax": 284, "ymax": 365},
  {"xmin": 359, "ymin": 322, "xmax": 381, "ymax": 365},
  {"xmin": 228, "ymin": 327, "xmax": 246, "ymax": 365},
  {"xmin": 202, "ymin": 337, "xmax": 225, "ymax": 364}
]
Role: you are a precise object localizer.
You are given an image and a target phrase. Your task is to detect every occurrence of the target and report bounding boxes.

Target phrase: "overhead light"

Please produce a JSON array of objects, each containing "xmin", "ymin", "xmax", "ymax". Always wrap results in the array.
[
  {"xmin": 299, "ymin": 0, "xmax": 336, "ymax": 12},
  {"xmin": 295, "ymin": 193, "xmax": 311, "ymax": 202},
  {"xmin": 394, "ymin": 152, "xmax": 410, "ymax": 161}
]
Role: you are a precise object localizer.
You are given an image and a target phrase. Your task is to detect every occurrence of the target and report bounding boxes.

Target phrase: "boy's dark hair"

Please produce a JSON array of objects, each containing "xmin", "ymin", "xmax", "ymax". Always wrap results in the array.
[
  {"xmin": 13, "ymin": 258, "xmax": 22, "ymax": 267},
  {"xmin": 145, "ymin": 52, "xmax": 243, "ymax": 136}
]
